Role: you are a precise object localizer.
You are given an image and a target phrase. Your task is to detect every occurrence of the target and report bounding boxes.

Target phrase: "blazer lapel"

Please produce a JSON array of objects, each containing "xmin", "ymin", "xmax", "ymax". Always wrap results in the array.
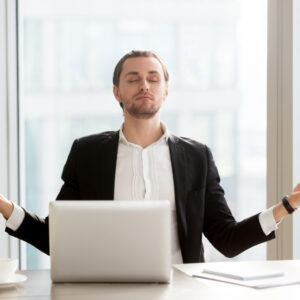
[
  {"xmin": 96, "ymin": 131, "xmax": 119, "ymax": 200},
  {"xmin": 168, "ymin": 134, "xmax": 188, "ymax": 241}
]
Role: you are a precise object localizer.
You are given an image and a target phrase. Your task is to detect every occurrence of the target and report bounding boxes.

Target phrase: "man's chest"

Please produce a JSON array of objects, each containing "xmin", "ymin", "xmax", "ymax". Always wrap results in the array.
[{"xmin": 113, "ymin": 142, "xmax": 175, "ymax": 209}]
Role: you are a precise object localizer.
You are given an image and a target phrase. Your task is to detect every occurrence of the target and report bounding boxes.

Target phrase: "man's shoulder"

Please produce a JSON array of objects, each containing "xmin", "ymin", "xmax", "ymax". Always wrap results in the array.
[
  {"xmin": 169, "ymin": 134, "xmax": 213, "ymax": 164},
  {"xmin": 169, "ymin": 133, "xmax": 208, "ymax": 152},
  {"xmin": 75, "ymin": 131, "xmax": 119, "ymax": 150}
]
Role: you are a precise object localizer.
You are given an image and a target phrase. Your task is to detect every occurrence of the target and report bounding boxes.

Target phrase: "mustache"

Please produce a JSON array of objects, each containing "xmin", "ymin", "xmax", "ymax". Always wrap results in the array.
[{"xmin": 134, "ymin": 91, "xmax": 154, "ymax": 99}]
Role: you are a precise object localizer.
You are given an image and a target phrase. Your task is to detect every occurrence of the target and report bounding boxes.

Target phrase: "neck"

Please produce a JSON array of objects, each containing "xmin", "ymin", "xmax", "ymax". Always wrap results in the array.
[{"xmin": 122, "ymin": 112, "xmax": 163, "ymax": 148}]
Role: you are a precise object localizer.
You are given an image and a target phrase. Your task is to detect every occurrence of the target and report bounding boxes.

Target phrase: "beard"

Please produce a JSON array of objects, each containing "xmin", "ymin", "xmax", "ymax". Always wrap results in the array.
[
  {"xmin": 120, "ymin": 93, "xmax": 162, "ymax": 120},
  {"xmin": 126, "ymin": 102, "xmax": 160, "ymax": 119}
]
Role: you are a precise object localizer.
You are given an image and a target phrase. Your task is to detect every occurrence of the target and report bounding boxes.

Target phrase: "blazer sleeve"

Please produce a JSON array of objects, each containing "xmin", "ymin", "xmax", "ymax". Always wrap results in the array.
[
  {"xmin": 203, "ymin": 145, "xmax": 275, "ymax": 258},
  {"xmin": 5, "ymin": 139, "xmax": 81, "ymax": 255}
]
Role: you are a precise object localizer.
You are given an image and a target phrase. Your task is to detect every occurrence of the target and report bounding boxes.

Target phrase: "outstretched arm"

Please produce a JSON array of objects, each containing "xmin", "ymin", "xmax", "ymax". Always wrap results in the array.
[{"xmin": 0, "ymin": 139, "xmax": 81, "ymax": 255}]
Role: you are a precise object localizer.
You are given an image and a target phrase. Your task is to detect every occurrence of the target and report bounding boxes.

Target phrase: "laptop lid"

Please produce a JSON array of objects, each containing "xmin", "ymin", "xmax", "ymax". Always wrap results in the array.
[{"xmin": 49, "ymin": 200, "xmax": 171, "ymax": 283}]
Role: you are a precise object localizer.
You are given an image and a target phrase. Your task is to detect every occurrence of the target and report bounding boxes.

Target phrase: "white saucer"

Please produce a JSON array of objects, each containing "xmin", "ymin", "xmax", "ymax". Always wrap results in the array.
[{"xmin": 0, "ymin": 274, "xmax": 27, "ymax": 288}]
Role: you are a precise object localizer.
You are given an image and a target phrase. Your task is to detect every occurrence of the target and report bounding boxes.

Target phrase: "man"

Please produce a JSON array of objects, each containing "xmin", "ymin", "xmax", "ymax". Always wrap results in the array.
[{"xmin": 1, "ymin": 50, "xmax": 300, "ymax": 263}]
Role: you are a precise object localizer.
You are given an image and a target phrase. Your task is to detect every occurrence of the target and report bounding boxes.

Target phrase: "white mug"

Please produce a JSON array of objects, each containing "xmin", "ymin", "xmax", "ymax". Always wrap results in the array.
[{"xmin": 0, "ymin": 258, "xmax": 18, "ymax": 282}]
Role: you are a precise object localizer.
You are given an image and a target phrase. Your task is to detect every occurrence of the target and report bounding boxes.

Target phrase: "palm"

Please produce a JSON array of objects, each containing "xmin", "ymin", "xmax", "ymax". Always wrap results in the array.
[{"xmin": 293, "ymin": 183, "xmax": 300, "ymax": 193}]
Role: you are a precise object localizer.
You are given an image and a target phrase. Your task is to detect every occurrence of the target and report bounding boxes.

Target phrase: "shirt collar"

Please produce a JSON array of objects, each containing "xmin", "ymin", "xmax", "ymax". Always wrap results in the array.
[{"xmin": 119, "ymin": 122, "xmax": 170, "ymax": 146}]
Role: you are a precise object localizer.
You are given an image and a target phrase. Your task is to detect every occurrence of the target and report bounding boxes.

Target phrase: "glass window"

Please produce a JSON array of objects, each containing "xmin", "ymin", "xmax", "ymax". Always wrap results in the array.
[{"xmin": 18, "ymin": 0, "xmax": 267, "ymax": 269}]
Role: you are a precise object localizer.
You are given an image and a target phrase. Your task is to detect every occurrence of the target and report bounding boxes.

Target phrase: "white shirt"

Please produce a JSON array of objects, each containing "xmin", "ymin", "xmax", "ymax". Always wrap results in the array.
[
  {"xmin": 5, "ymin": 123, "xmax": 278, "ymax": 263},
  {"xmin": 114, "ymin": 123, "xmax": 182, "ymax": 263}
]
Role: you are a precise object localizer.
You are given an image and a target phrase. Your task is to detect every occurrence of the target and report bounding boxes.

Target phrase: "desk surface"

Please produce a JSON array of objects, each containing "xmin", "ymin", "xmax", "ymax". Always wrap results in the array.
[{"xmin": 1, "ymin": 260, "xmax": 300, "ymax": 300}]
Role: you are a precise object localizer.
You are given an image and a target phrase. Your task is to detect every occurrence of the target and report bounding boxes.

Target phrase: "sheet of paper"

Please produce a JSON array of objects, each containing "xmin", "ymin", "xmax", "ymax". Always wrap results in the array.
[
  {"xmin": 202, "ymin": 267, "xmax": 284, "ymax": 281},
  {"xmin": 192, "ymin": 272, "xmax": 300, "ymax": 289}
]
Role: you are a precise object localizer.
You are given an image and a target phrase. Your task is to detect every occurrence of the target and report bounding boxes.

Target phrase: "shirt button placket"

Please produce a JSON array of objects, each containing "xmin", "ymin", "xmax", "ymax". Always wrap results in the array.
[{"xmin": 142, "ymin": 149, "xmax": 151, "ymax": 200}]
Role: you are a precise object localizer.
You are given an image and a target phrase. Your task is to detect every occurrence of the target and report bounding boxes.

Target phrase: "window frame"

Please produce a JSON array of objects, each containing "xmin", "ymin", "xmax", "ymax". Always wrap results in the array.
[
  {"xmin": 267, "ymin": 0, "xmax": 293, "ymax": 260},
  {"xmin": 0, "ymin": 0, "xmax": 20, "ymax": 262}
]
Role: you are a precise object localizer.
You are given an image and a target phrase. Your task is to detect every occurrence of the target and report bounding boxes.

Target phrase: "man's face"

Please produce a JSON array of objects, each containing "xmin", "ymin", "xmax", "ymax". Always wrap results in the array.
[{"xmin": 113, "ymin": 57, "xmax": 168, "ymax": 119}]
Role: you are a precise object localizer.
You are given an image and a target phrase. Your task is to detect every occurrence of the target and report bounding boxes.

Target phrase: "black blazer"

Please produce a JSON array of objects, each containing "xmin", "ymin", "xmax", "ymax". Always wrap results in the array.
[{"xmin": 6, "ymin": 131, "xmax": 275, "ymax": 263}]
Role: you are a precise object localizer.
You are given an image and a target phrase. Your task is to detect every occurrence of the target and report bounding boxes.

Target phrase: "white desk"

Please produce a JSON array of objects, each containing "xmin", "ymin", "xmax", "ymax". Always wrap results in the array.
[{"xmin": 1, "ymin": 260, "xmax": 300, "ymax": 299}]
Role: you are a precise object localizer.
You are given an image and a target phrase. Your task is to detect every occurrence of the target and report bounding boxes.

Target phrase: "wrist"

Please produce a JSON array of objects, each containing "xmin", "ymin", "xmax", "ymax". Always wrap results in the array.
[
  {"xmin": 0, "ymin": 196, "xmax": 14, "ymax": 220},
  {"xmin": 273, "ymin": 202, "xmax": 288, "ymax": 223},
  {"xmin": 287, "ymin": 194, "xmax": 298, "ymax": 210}
]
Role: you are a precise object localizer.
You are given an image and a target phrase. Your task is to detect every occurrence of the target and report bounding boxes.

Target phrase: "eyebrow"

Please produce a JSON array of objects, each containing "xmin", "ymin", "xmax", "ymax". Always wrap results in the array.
[{"xmin": 125, "ymin": 71, "xmax": 160, "ymax": 77}]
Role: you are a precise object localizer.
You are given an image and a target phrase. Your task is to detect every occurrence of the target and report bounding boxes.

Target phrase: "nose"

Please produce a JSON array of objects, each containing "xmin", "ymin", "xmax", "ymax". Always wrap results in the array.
[{"xmin": 140, "ymin": 79, "xmax": 149, "ymax": 91}]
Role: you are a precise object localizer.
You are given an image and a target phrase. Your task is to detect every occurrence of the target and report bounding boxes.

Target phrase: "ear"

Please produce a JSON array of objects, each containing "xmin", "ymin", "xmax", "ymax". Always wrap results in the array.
[
  {"xmin": 163, "ymin": 84, "xmax": 168, "ymax": 102},
  {"xmin": 113, "ymin": 85, "xmax": 122, "ymax": 104}
]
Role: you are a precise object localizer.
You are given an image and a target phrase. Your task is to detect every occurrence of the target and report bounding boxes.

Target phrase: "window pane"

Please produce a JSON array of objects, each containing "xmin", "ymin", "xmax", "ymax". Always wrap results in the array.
[{"xmin": 19, "ymin": 0, "xmax": 267, "ymax": 269}]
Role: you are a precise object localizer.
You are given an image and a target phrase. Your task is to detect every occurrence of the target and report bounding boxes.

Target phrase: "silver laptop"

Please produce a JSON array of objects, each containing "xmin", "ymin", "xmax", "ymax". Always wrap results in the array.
[{"xmin": 49, "ymin": 200, "xmax": 171, "ymax": 283}]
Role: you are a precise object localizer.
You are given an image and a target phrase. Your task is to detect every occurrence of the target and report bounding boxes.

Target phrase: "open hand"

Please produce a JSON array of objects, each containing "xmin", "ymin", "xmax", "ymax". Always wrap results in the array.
[{"xmin": 289, "ymin": 183, "xmax": 300, "ymax": 209}]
